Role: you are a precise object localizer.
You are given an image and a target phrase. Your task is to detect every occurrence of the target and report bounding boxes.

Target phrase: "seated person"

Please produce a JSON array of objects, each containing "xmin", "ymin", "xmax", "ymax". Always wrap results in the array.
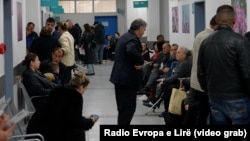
[
  {"xmin": 39, "ymin": 47, "xmax": 69, "ymax": 85},
  {"xmin": 44, "ymin": 62, "xmax": 61, "ymax": 87},
  {"xmin": 143, "ymin": 47, "xmax": 192, "ymax": 115},
  {"xmin": 22, "ymin": 53, "xmax": 56, "ymax": 110},
  {"xmin": 26, "ymin": 71, "xmax": 98, "ymax": 141},
  {"xmin": 163, "ymin": 78, "xmax": 190, "ymax": 125},
  {"xmin": 139, "ymin": 44, "xmax": 178, "ymax": 101}
]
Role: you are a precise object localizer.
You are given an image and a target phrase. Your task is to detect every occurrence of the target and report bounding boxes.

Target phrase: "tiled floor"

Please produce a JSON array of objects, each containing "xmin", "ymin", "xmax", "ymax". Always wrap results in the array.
[{"xmin": 78, "ymin": 61, "xmax": 165, "ymax": 141}]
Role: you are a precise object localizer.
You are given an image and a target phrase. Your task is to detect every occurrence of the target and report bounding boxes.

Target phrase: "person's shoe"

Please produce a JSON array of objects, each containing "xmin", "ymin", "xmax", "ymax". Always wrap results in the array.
[
  {"xmin": 137, "ymin": 95, "xmax": 148, "ymax": 101},
  {"xmin": 139, "ymin": 87, "xmax": 150, "ymax": 94},
  {"xmin": 142, "ymin": 98, "xmax": 151, "ymax": 103},
  {"xmin": 86, "ymin": 73, "xmax": 95, "ymax": 76},
  {"xmin": 158, "ymin": 111, "xmax": 167, "ymax": 117},
  {"xmin": 143, "ymin": 101, "xmax": 154, "ymax": 107}
]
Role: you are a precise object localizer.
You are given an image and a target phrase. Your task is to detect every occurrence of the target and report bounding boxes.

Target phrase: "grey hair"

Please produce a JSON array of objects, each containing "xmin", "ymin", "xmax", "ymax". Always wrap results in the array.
[
  {"xmin": 178, "ymin": 46, "xmax": 192, "ymax": 56},
  {"xmin": 129, "ymin": 18, "xmax": 147, "ymax": 30}
]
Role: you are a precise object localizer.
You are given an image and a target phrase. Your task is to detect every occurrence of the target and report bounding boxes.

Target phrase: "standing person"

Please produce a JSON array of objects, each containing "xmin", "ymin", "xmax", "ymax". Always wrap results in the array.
[
  {"xmin": 110, "ymin": 32, "xmax": 120, "ymax": 60},
  {"xmin": 80, "ymin": 23, "xmax": 96, "ymax": 75},
  {"xmin": 187, "ymin": 15, "xmax": 217, "ymax": 125},
  {"xmin": 29, "ymin": 26, "xmax": 60, "ymax": 62},
  {"xmin": 66, "ymin": 19, "xmax": 81, "ymax": 62},
  {"xmin": 58, "ymin": 21, "xmax": 75, "ymax": 82},
  {"xmin": 110, "ymin": 18, "xmax": 147, "ymax": 125},
  {"xmin": 198, "ymin": 5, "xmax": 250, "ymax": 125},
  {"xmin": 93, "ymin": 21, "xmax": 105, "ymax": 64},
  {"xmin": 26, "ymin": 71, "xmax": 98, "ymax": 141},
  {"xmin": 45, "ymin": 17, "xmax": 61, "ymax": 40},
  {"xmin": 0, "ymin": 114, "xmax": 15, "ymax": 141},
  {"xmin": 26, "ymin": 22, "xmax": 38, "ymax": 54}
]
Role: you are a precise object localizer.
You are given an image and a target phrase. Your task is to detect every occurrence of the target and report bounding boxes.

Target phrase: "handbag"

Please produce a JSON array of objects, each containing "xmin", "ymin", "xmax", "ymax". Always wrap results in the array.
[{"xmin": 168, "ymin": 88, "xmax": 187, "ymax": 115}]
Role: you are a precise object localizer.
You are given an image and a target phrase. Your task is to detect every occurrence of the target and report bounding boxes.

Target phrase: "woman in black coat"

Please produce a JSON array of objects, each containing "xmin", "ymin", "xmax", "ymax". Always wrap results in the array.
[
  {"xmin": 80, "ymin": 23, "xmax": 96, "ymax": 75},
  {"xmin": 26, "ymin": 71, "xmax": 97, "ymax": 141},
  {"xmin": 22, "ymin": 53, "xmax": 56, "ymax": 110}
]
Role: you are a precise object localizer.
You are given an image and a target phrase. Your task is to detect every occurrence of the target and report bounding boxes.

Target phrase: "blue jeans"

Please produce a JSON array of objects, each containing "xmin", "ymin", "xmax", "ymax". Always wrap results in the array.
[
  {"xmin": 209, "ymin": 97, "xmax": 250, "ymax": 125},
  {"xmin": 94, "ymin": 43, "xmax": 104, "ymax": 63}
]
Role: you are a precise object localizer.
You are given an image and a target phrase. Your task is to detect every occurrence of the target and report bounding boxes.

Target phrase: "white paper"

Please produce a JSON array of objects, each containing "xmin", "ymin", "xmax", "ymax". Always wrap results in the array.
[{"xmin": 79, "ymin": 48, "xmax": 85, "ymax": 55}]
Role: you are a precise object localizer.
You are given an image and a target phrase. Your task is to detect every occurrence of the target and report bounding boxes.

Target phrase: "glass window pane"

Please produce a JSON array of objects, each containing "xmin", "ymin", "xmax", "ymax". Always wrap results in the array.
[
  {"xmin": 94, "ymin": 0, "xmax": 116, "ymax": 13},
  {"xmin": 76, "ymin": 0, "xmax": 93, "ymax": 13},
  {"xmin": 59, "ymin": 1, "xmax": 75, "ymax": 13}
]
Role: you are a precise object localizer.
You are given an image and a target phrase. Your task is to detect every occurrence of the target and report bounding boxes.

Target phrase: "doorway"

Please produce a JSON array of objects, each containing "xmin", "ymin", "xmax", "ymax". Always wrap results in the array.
[{"xmin": 194, "ymin": 2, "xmax": 205, "ymax": 37}]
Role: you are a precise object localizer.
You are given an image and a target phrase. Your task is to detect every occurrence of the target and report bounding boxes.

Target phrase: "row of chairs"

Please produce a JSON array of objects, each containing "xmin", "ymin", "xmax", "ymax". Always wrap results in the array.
[{"xmin": 0, "ymin": 80, "xmax": 45, "ymax": 141}]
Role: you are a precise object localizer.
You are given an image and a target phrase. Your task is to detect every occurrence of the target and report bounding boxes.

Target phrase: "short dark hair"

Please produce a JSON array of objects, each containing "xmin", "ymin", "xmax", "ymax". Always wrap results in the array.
[
  {"xmin": 216, "ymin": 5, "xmax": 235, "ymax": 24},
  {"xmin": 129, "ymin": 18, "xmax": 147, "ymax": 30},
  {"xmin": 46, "ymin": 17, "xmax": 55, "ymax": 24},
  {"xmin": 210, "ymin": 15, "xmax": 217, "ymax": 26}
]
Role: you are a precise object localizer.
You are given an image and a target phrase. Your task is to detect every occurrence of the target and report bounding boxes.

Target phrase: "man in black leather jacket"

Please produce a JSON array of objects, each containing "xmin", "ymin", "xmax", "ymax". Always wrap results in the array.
[{"xmin": 197, "ymin": 5, "xmax": 250, "ymax": 125}]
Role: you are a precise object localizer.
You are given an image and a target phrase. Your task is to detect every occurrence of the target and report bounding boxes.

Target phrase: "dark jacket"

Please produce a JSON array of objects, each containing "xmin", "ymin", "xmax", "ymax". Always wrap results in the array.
[
  {"xmin": 69, "ymin": 26, "xmax": 81, "ymax": 46},
  {"xmin": 26, "ymin": 85, "xmax": 94, "ymax": 141},
  {"xmin": 39, "ymin": 59, "xmax": 69, "ymax": 85},
  {"xmin": 110, "ymin": 30, "xmax": 144, "ymax": 89},
  {"xmin": 22, "ymin": 68, "xmax": 55, "ymax": 109},
  {"xmin": 80, "ymin": 31, "xmax": 96, "ymax": 64},
  {"xmin": 52, "ymin": 30, "xmax": 61, "ymax": 40},
  {"xmin": 198, "ymin": 25, "xmax": 250, "ymax": 99},
  {"xmin": 94, "ymin": 24, "xmax": 105, "ymax": 44},
  {"xmin": 30, "ymin": 35, "xmax": 60, "ymax": 62},
  {"xmin": 162, "ymin": 55, "xmax": 192, "ymax": 87}
]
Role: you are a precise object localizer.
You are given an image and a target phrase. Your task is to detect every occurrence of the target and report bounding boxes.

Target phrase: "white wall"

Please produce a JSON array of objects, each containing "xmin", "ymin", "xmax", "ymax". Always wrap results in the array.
[
  {"xmin": 147, "ymin": 0, "xmax": 160, "ymax": 41},
  {"xmin": 169, "ymin": 0, "xmax": 195, "ymax": 49},
  {"xmin": 12, "ymin": 0, "xmax": 26, "ymax": 67},
  {"xmin": 160, "ymin": 0, "xmax": 169, "ymax": 41},
  {"xmin": 126, "ymin": 0, "xmax": 148, "ymax": 37},
  {"xmin": 26, "ymin": 0, "xmax": 41, "ymax": 34},
  {"xmin": 167, "ymin": 0, "xmax": 250, "ymax": 49},
  {"xmin": 0, "ymin": 0, "xmax": 4, "ymax": 76},
  {"xmin": 205, "ymin": 0, "xmax": 229, "ymax": 27}
]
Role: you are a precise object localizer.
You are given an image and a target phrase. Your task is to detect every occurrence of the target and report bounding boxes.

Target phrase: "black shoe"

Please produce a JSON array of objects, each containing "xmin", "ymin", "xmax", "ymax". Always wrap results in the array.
[
  {"xmin": 142, "ymin": 98, "xmax": 150, "ymax": 103},
  {"xmin": 159, "ymin": 111, "xmax": 167, "ymax": 117},
  {"xmin": 143, "ymin": 101, "xmax": 154, "ymax": 107},
  {"xmin": 139, "ymin": 87, "xmax": 150, "ymax": 94}
]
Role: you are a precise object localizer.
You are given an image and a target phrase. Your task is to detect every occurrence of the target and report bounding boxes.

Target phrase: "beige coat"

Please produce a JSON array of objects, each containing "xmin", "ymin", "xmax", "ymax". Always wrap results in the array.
[
  {"xmin": 190, "ymin": 27, "xmax": 213, "ymax": 91},
  {"xmin": 59, "ymin": 31, "xmax": 75, "ymax": 67}
]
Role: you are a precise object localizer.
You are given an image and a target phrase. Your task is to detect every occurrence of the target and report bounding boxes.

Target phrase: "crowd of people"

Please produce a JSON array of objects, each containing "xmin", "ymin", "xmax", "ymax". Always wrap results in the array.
[{"xmin": 1, "ymin": 3, "xmax": 250, "ymax": 141}]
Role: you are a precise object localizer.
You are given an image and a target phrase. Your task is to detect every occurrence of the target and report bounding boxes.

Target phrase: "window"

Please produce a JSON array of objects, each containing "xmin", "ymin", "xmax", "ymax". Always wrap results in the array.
[
  {"xmin": 59, "ymin": 0, "xmax": 116, "ymax": 13},
  {"xmin": 94, "ymin": 0, "xmax": 116, "ymax": 13},
  {"xmin": 59, "ymin": 0, "xmax": 75, "ymax": 13},
  {"xmin": 76, "ymin": 0, "xmax": 93, "ymax": 13}
]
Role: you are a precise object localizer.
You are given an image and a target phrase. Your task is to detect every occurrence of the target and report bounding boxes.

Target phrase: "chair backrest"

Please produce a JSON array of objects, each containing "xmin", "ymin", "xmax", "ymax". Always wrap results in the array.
[
  {"xmin": 9, "ymin": 133, "xmax": 45, "ymax": 141},
  {"xmin": 18, "ymin": 81, "xmax": 36, "ymax": 114}
]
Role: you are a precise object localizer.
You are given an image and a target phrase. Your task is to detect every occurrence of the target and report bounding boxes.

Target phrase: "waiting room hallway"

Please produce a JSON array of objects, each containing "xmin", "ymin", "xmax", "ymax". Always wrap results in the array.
[{"xmin": 79, "ymin": 61, "xmax": 165, "ymax": 141}]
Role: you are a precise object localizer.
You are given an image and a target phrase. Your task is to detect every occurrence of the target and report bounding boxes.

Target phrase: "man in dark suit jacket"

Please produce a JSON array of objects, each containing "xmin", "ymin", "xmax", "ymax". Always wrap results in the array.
[{"xmin": 110, "ymin": 18, "xmax": 147, "ymax": 125}]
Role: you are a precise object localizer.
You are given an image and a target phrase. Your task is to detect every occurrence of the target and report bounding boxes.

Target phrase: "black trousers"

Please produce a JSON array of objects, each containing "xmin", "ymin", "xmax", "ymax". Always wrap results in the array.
[
  {"xmin": 181, "ymin": 88, "xmax": 210, "ymax": 126},
  {"xmin": 114, "ymin": 84, "xmax": 137, "ymax": 125}
]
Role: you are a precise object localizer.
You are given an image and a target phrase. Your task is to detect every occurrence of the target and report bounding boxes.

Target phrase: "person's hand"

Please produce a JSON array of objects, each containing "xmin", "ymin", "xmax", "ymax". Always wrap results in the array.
[
  {"xmin": 0, "ymin": 114, "xmax": 15, "ymax": 141},
  {"xmin": 184, "ymin": 104, "xmax": 189, "ymax": 111},
  {"xmin": 134, "ymin": 65, "xmax": 142, "ymax": 70},
  {"xmin": 88, "ymin": 115, "xmax": 99, "ymax": 123},
  {"xmin": 157, "ymin": 81, "xmax": 163, "ymax": 88}
]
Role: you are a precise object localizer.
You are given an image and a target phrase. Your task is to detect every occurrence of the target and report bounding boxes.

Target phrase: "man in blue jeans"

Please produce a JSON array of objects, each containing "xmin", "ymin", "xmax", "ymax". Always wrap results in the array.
[
  {"xmin": 198, "ymin": 5, "xmax": 250, "ymax": 125},
  {"xmin": 93, "ymin": 21, "xmax": 105, "ymax": 64}
]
